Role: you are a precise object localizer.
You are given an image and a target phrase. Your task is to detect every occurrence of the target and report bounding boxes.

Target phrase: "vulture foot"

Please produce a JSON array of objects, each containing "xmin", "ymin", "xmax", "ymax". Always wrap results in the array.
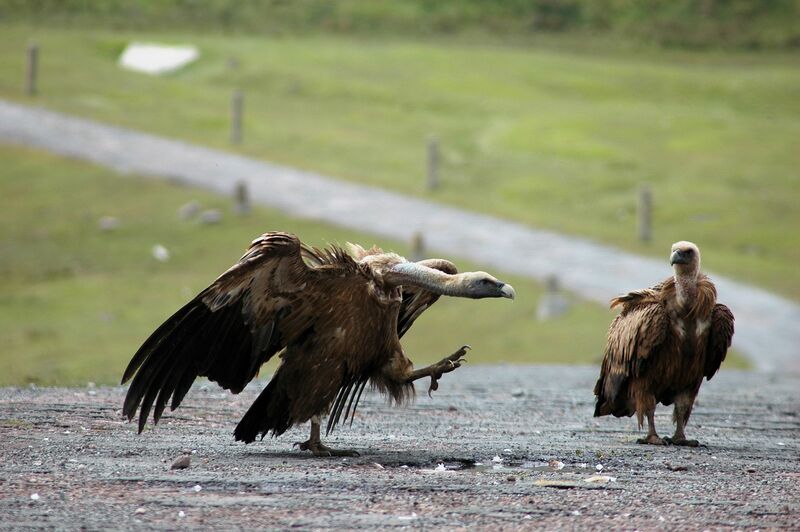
[
  {"xmin": 426, "ymin": 345, "xmax": 470, "ymax": 397},
  {"xmin": 294, "ymin": 439, "xmax": 360, "ymax": 457},
  {"xmin": 664, "ymin": 437, "xmax": 702, "ymax": 448},
  {"xmin": 636, "ymin": 435, "xmax": 666, "ymax": 445}
]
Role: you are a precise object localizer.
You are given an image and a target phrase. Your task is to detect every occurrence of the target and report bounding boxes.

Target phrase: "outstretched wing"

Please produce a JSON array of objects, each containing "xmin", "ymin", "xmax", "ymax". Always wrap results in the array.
[
  {"xmin": 396, "ymin": 259, "xmax": 458, "ymax": 338},
  {"xmin": 704, "ymin": 303, "xmax": 734, "ymax": 380},
  {"xmin": 594, "ymin": 290, "xmax": 670, "ymax": 416},
  {"xmin": 121, "ymin": 232, "xmax": 327, "ymax": 432}
]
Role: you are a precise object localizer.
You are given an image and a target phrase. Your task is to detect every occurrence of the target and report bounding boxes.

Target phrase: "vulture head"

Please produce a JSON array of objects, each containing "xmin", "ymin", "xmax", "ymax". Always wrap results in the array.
[
  {"xmin": 459, "ymin": 271, "xmax": 516, "ymax": 300},
  {"xmin": 670, "ymin": 241, "xmax": 701, "ymax": 277}
]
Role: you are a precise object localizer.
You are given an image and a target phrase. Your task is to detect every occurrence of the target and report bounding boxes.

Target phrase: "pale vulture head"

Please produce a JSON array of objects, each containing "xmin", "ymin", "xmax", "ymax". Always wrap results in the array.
[
  {"xmin": 459, "ymin": 271, "xmax": 516, "ymax": 300},
  {"xmin": 670, "ymin": 241, "xmax": 701, "ymax": 277}
]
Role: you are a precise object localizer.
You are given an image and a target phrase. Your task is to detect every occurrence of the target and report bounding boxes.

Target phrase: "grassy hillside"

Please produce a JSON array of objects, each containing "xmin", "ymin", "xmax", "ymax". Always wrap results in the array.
[
  {"xmin": 0, "ymin": 26, "xmax": 797, "ymax": 299},
  {"xmin": 3, "ymin": 144, "xmax": 684, "ymax": 387}
]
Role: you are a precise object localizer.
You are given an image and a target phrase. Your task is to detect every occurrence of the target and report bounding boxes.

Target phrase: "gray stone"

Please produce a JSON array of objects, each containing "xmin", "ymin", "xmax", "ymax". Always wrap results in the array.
[{"xmin": 199, "ymin": 209, "xmax": 222, "ymax": 225}]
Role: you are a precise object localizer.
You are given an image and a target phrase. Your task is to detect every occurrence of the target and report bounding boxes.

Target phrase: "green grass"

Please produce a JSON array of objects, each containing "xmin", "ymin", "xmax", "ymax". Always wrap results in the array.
[
  {"xmin": 1, "ymin": 26, "xmax": 798, "ymax": 299},
  {"xmin": 4, "ymin": 143, "xmax": 703, "ymax": 387}
]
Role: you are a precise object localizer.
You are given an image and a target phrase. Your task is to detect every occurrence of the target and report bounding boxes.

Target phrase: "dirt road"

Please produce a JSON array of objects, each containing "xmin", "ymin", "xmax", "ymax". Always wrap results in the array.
[{"xmin": 1, "ymin": 365, "xmax": 798, "ymax": 529}]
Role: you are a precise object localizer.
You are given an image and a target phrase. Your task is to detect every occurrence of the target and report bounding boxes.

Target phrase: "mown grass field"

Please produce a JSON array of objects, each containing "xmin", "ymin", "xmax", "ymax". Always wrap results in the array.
[
  {"xmin": 0, "ymin": 26, "xmax": 798, "ymax": 299},
  {"xmin": 4, "ymin": 144, "xmax": 709, "ymax": 387}
]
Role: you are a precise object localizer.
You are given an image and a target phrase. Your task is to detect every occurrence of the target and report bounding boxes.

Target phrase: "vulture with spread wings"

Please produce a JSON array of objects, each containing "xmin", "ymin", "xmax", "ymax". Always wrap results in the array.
[
  {"xmin": 121, "ymin": 232, "xmax": 515, "ymax": 456},
  {"xmin": 594, "ymin": 241, "xmax": 734, "ymax": 446}
]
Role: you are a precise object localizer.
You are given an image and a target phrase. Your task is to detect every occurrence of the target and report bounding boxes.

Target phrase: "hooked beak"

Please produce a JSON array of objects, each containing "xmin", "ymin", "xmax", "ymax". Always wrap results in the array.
[
  {"xmin": 670, "ymin": 250, "xmax": 688, "ymax": 265},
  {"xmin": 500, "ymin": 283, "xmax": 516, "ymax": 300}
]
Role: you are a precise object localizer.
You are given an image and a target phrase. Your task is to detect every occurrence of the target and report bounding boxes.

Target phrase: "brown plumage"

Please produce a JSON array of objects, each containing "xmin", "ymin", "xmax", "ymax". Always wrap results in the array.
[
  {"xmin": 121, "ymin": 232, "xmax": 515, "ymax": 456},
  {"xmin": 594, "ymin": 241, "xmax": 734, "ymax": 446}
]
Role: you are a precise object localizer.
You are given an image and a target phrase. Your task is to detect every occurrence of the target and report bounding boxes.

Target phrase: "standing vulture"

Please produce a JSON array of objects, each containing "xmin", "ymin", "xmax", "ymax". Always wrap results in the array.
[
  {"xmin": 121, "ymin": 232, "xmax": 515, "ymax": 456},
  {"xmin": 594, "ymin": 241, "xmax": 734, "ymax": 446}
]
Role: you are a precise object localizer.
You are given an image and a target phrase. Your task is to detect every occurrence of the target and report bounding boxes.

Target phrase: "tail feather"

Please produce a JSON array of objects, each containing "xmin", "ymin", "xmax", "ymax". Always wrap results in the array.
[{"xmin": 234, "ymin": 370, "xmax": 294, "ymax": 443}]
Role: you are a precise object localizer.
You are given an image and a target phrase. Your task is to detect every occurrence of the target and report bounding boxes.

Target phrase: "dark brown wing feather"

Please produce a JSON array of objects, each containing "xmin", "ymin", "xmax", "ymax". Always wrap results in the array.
[
  {"xmin": 121, "ymin": 232, "xmax": 327, "ymax": 432},
  {"xmin": 396, "ymin": 258, "xmax": 458, "ymax": 338},
  {"xmin": 704, "ymin": 303, "xmax": 734, "ymax": 380},
  {"xmin": 594, "ymin": 289, "xmax": 669, "ymax": 416}
]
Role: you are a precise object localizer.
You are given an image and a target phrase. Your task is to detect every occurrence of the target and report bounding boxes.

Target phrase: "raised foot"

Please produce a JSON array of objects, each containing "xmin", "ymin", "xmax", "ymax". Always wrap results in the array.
[
  {"xmin": 664, "ymin": 437, "xmax": 702, "ymax": 448},
  {"xmin": 294, "ymin": 440, "xmax": 360, "ymax": 457},
  {"xmin": 428, "ymin": 345, "xmax": 470, "ymax": 397},
  {"xmin": 637, "ymin": 434, "xmax": 666, "ymax": 445}
]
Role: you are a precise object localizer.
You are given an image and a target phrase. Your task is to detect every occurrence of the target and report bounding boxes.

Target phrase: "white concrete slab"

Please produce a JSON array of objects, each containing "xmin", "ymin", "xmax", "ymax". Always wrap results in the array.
[{"xmin": 118, "ymin": 42, "xmax": 199, "ymax": 75}]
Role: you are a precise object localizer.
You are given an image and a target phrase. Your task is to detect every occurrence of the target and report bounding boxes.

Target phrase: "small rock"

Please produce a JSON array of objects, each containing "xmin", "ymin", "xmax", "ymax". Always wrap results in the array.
[
  {"xmin": 30, "ymin": 493, "xmax": 40, "ymax": 501},
  {"xmin": 491, "ymin": 455, "xmax": 503, "ymax": 463},
  {"xmin": 134, "ymin": 507, "xmax": 146, "ymax": 514},
  {"xmin": 171, "ymin": 455, "xmax": 191, "ymax": 470},
  {"xmin": 447, "ymin": 405, "xmax": 458, "ymax": 412},
  {"xmin": 372, "ymin": 462, "xmax": 384, "ymax": 470},
  {"xmin": 584, "ymin": 475, "xmax": 616, "ymax": 483},
  {"xmin": 511, "ymin": 388, "xmax": 525, "ymax": 398},
  {"xmin": 98, "ymin": 216, "xmax": 120, "ymax": 232},
  {"xmin": 152, "ymin": 244, "xmax": 170, "ymax": 262},
  {"xmin": 178, "ymin": 510, "xmax": 186, "ymax": 518},
  {"xmin": 178, "ymin": 201, "xmax": 201, "ymax": 220},
  {"xmin": 595, "ymin": 464, "xmax": 604, "ymax": 471},
  {"xmin": 507, "ymin": 475, "xmax": 517, "ymax": 482},
  {"xmin": 192, "ymin": 484, "xmax": 202, "ymax": 492},
  {"xmin": 549, "ymin": 460, "xmax": 565, "ymax": 470},
  {"xmin": 199, "ymin": 209, "xmax": 222, "ymax": 225}
]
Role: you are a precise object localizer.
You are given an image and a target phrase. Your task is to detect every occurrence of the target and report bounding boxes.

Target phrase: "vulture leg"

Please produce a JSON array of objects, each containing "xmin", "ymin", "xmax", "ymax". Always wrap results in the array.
[
  {"xmin": 636, "ymin": 409, "xmax": 666, "ymax": 445},
  {"xmin": 664, "ymin": 393, "xmax": 700, "ymax": 447},
  {"xmin": 406, "ymin": 345, "xmax": 470, "ymax": 397},
  {"xmin": 294, "ymin": 416, "xmax": 360, "ymax": 457}
]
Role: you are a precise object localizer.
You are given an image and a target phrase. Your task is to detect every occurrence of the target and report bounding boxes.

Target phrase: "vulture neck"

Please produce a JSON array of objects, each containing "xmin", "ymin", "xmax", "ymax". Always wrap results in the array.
[
  {"xmin": 673, "ymin": 268, "xmax": 700, "ymax": 309},
  {"xmin": 389, "ymin": 263, "xmax": 467, "ymax": 297}
]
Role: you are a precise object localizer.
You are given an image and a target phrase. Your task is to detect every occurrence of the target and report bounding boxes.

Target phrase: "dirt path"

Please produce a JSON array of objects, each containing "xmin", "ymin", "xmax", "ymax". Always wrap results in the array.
[
  {"xmin": 1, "ymin": 99, "xmax": 799, "ymax": 372},
  {"xmin": 1, "ymin": 365, "xmax": 798, "ymax": 530}
]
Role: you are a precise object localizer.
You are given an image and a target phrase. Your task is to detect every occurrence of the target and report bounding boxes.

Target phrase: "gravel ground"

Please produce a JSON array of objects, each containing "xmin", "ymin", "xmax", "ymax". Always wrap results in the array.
[
  {"xmin": 2, "ymin": 99, "xmax": 799, "ymax": 371},
  {"xmin": 1, "ymin": 365, "xmax": 798, "ymax": 530}
]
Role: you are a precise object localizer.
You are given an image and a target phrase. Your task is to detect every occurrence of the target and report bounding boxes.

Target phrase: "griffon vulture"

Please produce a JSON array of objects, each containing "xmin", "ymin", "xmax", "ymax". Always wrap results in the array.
[
  {"xmin": 594, "ymin": 241, "xmax": 734, "ymax": 446},
  {"xmin": 121, "ymin": 232, "xmax": 515, "ymax": 456}
]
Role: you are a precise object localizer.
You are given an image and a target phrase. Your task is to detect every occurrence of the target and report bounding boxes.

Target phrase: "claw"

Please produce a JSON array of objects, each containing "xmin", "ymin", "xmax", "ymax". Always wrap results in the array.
[{"xmin": 428, "ymin": 377, "xmax": 440, "ymax": 398}]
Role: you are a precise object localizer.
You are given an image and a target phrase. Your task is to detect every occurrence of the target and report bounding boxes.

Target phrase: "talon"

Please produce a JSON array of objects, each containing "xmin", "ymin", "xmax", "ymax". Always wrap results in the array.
[{"xmin": 428, "ymin": 377, "xmax": 440, "ymax": 398}]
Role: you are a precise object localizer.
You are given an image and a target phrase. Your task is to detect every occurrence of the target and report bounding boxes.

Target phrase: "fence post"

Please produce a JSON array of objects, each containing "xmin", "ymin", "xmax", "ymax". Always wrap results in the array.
[
  {"xmin": 410, "ymin": 231, "xmax": 425, "ymax": 261},
  {"xmin": 426, "ymin": 136, "xmax": 439, "ymax": 191},
  {"xmin": 536, "ymin": 274, "xmax": 570, "ymax": 321},
  {"xmin": 25, "ymin": 42, "xmax": 38, "ymax": 96},
  {"xmin": 637, "ymin": 184, "xmax": 652, "ymax": 243},
  {"xmin": 231, "ymin": 90, "xmax": 243, "ymax": 144},
  {"xmin": 234, "ymin": 181, "xmax": 250, "ymax": 216}
]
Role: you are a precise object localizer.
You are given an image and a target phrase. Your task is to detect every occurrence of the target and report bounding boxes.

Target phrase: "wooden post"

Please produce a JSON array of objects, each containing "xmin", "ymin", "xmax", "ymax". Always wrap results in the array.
[
  {"xmin": 25, "ymin": 43, "xmax": 38, "ymax": 96},
  {"xmin": 536, "ymin": 274, "xmax": 570, "ymax": 321},
  {"xmin": 426, "ymin": 136, "xmax": 439, "ymax": 191},
  {"xmin": 410, "ymin": 231, "xmax": 425, "ymax": 261},
  {"xmin": 231, "ymin": 90, "xmax": 243, "ymax": 144},
  {"xmin": 234, "ymin": 181, "xmax": 250, "ymax": 216},
  {"xmin": 638, "ymin": 184, "xmax": 652, "ymax": 243}
]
